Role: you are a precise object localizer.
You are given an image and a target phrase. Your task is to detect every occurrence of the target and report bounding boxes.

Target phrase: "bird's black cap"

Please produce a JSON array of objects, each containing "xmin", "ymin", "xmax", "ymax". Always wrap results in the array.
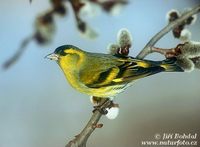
[{"xmin": 54, "ymin": 45, "xmax": 80, "ymax": 56}]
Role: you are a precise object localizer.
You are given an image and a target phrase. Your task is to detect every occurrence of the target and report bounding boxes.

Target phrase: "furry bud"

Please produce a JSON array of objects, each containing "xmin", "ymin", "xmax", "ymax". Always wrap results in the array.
[
  {"xmin": 179, "ymin": 29, "xmax": 191, "ymax": 42},
  {"xmin": 180, "ymin": 41, "xmax": 200, "ymax": 58},
  {"xmin": 166, "ymin": 9, "xmax": 180, "ymax": 22},
  {"xmin": 172, "ymin": 25, "xmax": 184, "ymax": 38},
  {"xmin": 182, "ymin": 8, "xmax": 197, "ymax": 25},
  {"xmin": 195, "ymin": 60, "xmax": 200, "ymax": 69},
  {"xmin": 35, "ymin": 13, "xmax": 55, "ymax": 44},
  {"xmin": 79, "ymin": 1, "xmax": 101, "ymax": 18},
  {"xmin": 108, "ymin": 43, "xmax": 120, "ymax": 55},
  {"xmin": 195, "ymin": 62, "xmax": 200, "ymax": 69},
  {"xmin": 117, "ymin": 28, "xmax": 132, "ymax": 48},
  {"xmin": 109, "ymin": 3, "xmax": 125, "ymax": 16},
  {"xmin": 191, "ymin": 57, "xmax": 200, "ymax": 69},
  {"xmin": 106, "ymin": 105, "xmax": 119, "ymax": 120},
  {"xmin": 167, "ymin": 8, "xmax": 197, "ymax": 41},
  {"xmin": 108, "ymin": 28, "xmax": 132, "ymax": 56},
  {"xmin": 185, "ymin": 14, "xmax": 197, "ymax": 25},
  {"xmin": 177, "ymin": 57, "xmax": 194, "ymax": 72}
]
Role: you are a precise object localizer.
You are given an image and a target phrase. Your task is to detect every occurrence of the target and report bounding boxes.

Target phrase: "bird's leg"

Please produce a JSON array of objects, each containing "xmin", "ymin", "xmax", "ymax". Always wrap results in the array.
[
  {"xmin": 90, "ymin": 96, "xmax": 102, "ymax": 106},
  {"xmin": 92, "ymin": 98, "xmax": 111, "ymax": 114},
  {"xmin": 92, "ymin": 98, "xmax": 118, "ymax": 115}
]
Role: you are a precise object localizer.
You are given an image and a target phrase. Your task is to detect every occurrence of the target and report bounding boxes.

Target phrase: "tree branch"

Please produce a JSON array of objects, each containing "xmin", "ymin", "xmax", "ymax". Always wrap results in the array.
[
  {"xmin": 65, "ymin": 4, "xmax": 200, "ymax": 147},
  {"xmin": 150, "ymin": 44, "xmax": 182, "ymax": 58},
  {"xmin": 2, "ymin": 36, "xmax": 33, "ymax": 69},
  {"xmin": 136, "ymin": 4, "xmax": 200, "ymax": 59}
]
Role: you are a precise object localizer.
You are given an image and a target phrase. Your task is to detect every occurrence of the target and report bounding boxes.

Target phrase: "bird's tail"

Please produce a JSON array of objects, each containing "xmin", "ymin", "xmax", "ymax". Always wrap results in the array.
[{"xmin": 158, "ymin": 57, "xmax": 184, "ymax": 72}]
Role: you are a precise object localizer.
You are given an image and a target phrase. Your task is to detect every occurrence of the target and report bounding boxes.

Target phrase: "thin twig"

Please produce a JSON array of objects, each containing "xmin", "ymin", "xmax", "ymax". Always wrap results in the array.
[
  {"xmin": 152, "ymin": 47, "xmax": 176, "ymax": 57},
  {"xmin": 2, "ymin": 36, "xmax": 33, "ymax": 69},
  {"xmin": 136, "ymin": 4, "xmax": 200, "ymax": 59}
]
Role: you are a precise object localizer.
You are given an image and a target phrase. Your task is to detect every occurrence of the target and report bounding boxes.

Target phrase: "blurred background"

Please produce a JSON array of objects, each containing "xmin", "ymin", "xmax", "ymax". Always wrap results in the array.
[{"xmin": 0, "ymin": 0, "xmax": 200, "ymax": 147}]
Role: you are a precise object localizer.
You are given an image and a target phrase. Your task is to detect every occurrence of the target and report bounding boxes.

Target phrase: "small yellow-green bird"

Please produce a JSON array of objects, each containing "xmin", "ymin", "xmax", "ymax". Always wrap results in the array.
[{"xmin": 46, "ymin": 45, "xmax": 184, "ymax": 98}]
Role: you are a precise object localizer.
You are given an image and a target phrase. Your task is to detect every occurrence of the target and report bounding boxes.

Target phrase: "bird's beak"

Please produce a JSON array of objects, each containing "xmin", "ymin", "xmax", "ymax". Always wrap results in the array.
[{"xmin": 45, "ymin": 53, "xmax": 59, "ymax": 61}]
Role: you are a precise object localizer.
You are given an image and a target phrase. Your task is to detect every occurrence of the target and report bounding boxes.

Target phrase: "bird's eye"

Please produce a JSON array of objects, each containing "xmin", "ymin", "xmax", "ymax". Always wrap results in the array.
[
  {"xmin": 60, "ymin": 50, "xmax": 67, "ymax": 56},
  {"xmin": 55, "ymin": 49, "xmax": 67, "ymax": 56}
]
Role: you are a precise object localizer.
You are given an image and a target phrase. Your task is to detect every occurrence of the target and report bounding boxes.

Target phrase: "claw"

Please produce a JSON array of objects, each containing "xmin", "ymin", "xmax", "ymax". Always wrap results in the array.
[
  {"xmin": 92, "ymin": 106, "xmax": 108, "ymax": 114},
  {"xmin": 92, "ymin": 99, "xmax": 118, "ymax": 115},
  {"xmin": 92, "ymin": 98, "xmax": 110, "ymax": 114}
]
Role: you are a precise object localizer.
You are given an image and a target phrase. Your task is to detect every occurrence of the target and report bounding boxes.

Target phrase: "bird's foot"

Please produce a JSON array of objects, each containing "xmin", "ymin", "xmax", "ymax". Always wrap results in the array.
[{"xmin": 92, "ymin": 99, "xmax": 117, "ymax": 115}]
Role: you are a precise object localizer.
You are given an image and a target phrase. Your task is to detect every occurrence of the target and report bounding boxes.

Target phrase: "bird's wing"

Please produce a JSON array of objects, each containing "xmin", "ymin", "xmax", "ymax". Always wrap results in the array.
[
  {"xmin": 111, "ymin": 58, "xmax": 164, "ymax": 84},
  {"xmin": 80, "ymin": 56, "xmax": 164, "ymax": 88}
]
